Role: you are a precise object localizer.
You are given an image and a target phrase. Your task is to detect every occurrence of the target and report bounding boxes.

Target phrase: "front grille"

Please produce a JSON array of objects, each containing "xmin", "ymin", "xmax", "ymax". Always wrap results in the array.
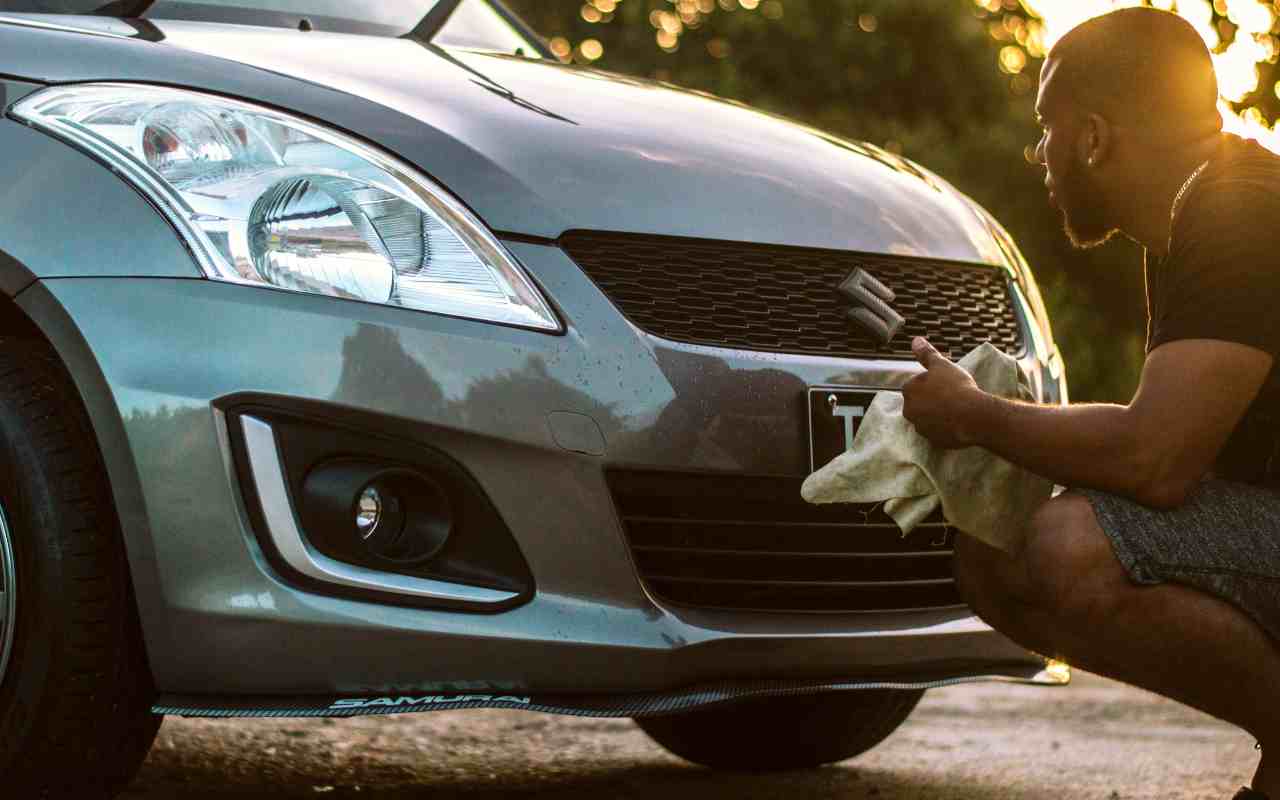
[
  {"xmin": 562, "ymin": 231, "xmax": 1024, "ymax": 360},
  {"xmin": 608, "ymin": 470, "xmax": 964, "ymax": 614}
]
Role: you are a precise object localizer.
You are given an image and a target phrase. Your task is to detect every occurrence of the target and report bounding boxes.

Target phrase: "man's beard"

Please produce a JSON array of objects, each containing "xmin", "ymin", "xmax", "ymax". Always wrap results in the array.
[{"xmin": 1056, "ymin": 156, "xmax": 1118, "ymax": 249}]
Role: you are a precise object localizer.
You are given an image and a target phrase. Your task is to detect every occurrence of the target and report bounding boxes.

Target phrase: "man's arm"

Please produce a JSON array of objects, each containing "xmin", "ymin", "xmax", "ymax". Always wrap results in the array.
[{"xmin": 902, "ymin": 337, "xmax": 1273, "ymax": 509}]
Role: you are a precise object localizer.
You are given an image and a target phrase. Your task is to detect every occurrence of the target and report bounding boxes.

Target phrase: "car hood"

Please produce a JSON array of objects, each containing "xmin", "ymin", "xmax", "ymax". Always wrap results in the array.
[{"xmin": 1, "ymin": 15, "xmax": 1011, "ymax": 266}]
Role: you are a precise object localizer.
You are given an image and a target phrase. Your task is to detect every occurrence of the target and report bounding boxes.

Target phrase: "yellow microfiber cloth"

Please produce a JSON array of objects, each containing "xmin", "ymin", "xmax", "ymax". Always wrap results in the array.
[{"xmin": 800, "ymin": 342, "xmax": 1052, "ymax": 553}]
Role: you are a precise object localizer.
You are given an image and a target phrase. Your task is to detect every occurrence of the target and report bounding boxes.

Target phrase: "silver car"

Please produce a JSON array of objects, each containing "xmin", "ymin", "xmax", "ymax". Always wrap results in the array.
[{"xmin": 0, "ymin": 0, "xmax": 1069, "ymax": 795}]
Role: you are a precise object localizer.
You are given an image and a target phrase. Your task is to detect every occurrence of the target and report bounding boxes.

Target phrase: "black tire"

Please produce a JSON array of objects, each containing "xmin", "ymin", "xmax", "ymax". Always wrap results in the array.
[
  {"xmin": 0, "ymin": 340, "xmax": 161, "ymax": 798},
  {"xmin": 635, "ymin": 689, "xmax": 924, "ymax": 771}
]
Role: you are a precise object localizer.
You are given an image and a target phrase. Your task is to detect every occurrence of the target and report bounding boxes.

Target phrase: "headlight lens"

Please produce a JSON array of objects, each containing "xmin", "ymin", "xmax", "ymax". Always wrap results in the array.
[{"xmin": 11, "ymin": 84, "xmax": 560, "ymax": 331}]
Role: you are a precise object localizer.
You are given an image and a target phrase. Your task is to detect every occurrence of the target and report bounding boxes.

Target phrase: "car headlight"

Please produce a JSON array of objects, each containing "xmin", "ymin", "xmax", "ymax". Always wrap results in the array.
[{"xmin": 10, "ymin": 84, "xmax": 560, "ymax": 332}]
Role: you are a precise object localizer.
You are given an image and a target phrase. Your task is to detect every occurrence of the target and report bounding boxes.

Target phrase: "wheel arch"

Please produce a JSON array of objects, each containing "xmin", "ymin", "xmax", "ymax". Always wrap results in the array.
[
  {"xmin": 1, "ymin": 284, "xmax": 167, "ymax": 677},
  {"xmin": 0, "ymin": 110, "xmax": 215, "ymax": 681}
]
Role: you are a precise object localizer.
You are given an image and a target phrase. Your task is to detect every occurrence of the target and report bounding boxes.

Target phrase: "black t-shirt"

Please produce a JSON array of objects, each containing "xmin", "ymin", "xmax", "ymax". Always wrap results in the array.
[{"xmin": 1147, "ymin": 133, "xmax": 1280, "ymax": 485}]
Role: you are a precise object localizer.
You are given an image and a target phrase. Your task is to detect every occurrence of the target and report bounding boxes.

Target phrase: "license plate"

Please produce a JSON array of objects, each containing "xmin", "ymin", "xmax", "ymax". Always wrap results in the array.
[{"xmin": 808, "ymin": 387, "xmax": 881, "ymax": 472}]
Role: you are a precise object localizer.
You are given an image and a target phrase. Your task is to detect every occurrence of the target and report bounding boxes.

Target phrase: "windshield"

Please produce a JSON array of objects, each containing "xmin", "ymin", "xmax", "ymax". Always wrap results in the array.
[
  {"xmin": 0, "ymin": 0, "xmax": 545, "ymax": 55},
  {"xmin": 432, "ymin": 0, "xmax": 535, "ymax": 55}
]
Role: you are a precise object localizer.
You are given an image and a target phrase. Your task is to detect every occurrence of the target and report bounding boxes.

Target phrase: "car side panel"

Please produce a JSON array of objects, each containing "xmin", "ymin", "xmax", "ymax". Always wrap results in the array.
[
  {"xmin": 0, "ymin": 77, "xmax": 38, "ymax": 106},
  {"xmin": 0, "ymin": 118, "xmax": 201, "ymax": 293}
]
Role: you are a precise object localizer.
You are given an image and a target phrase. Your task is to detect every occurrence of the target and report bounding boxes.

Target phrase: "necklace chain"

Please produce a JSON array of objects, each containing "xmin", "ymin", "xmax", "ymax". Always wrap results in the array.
[{"xmin": 1172, "ymin": 160, "xmax": 1210, "ymax": 221}]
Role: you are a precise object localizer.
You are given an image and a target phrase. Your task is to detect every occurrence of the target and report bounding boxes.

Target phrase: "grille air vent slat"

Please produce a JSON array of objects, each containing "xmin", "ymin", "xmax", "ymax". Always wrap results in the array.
[
  {"xmin": 609, "ymin": 470, "xmax": 964, "ymax": 614},
  {"xmin": 562, "ymin": 231, "xmax": 1023, "ymax": 360}
]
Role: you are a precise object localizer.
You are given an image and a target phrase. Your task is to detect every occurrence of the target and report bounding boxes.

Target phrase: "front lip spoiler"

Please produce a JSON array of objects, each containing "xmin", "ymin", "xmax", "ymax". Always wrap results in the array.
[{"xmin": 153, "ymin": 663, "xmax": 1070, "ymax": 719}]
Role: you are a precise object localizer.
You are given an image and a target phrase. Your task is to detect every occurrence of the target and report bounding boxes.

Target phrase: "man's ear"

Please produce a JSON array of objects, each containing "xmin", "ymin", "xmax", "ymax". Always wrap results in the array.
[{"xmin": 1078, "ymin": 112, "xmax": 1112, "ymax": 168}]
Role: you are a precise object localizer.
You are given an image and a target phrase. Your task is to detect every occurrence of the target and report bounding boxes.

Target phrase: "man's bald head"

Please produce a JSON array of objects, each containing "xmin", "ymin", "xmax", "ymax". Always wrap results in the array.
[{"xmin": 1044, "ymin": 7, "xmax": 1221, "ymax": 142}]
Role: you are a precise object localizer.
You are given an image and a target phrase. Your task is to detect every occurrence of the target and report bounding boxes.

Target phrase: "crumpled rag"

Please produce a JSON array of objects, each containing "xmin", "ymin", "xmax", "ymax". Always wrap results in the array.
[{"xmin": 800, "ymin": 342, "xmax": 1052, "ymax": 553}]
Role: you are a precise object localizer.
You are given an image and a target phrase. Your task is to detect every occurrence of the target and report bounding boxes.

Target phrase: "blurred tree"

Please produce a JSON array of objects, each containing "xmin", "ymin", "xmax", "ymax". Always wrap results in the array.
[{"xmin": 500, "ymin": 0, "xmax": 1277, "ymax": 403}]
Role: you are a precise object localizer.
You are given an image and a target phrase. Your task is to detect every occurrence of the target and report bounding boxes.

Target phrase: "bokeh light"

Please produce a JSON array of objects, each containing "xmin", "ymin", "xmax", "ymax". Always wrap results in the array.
[
  {"xmin": 579, "ymin": 38, "xmax": 605, "ymax": 60},
  {"xmin": 549, "ymin": 35, "xmax": 572, "ymax": 61},
  {"xmin": 998, "ymin": 45, "xmax": 1028, "ymax": 74}
]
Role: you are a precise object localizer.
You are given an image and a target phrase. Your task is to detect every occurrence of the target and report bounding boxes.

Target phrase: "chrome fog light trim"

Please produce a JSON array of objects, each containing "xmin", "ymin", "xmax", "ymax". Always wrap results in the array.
[
  {"xmin": 0, "ymin": 502, "xmax": 16, "ymax": 687},
  {"xmin": 239, "ymin": 416, "xmax": 518, "ymax": 606}
]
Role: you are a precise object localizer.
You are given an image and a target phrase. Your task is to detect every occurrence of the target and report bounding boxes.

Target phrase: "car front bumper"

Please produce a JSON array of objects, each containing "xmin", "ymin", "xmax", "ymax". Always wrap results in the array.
[{"xmin": 17, "ymin": 239, "xmax": 1057, "ymax": 697}]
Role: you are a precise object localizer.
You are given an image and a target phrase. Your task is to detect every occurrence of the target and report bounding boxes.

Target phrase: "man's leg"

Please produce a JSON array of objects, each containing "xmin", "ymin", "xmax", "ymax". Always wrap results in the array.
[{"xmin": 953, "ymin": 492, "xmax": 1280, "ymax": 792}]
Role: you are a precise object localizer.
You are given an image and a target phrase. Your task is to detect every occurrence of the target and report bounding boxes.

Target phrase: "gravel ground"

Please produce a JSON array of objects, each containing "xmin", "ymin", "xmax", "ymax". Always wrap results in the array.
[{"xmin": 123, "ymin": 671, "xmax": 1258, "ymax": 799}]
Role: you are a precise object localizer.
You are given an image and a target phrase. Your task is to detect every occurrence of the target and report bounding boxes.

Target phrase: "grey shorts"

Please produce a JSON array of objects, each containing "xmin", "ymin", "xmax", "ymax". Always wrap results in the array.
[{"xmin": 1078, "ymin": 479, "xmax": 1280, "ymax": 643}]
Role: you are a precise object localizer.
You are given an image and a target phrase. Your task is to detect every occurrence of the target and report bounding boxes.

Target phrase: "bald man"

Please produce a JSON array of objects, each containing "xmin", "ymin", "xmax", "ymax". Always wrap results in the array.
[{"xmin": 902, "ymin": 8, "xmax": 1280, "ymax": 798}]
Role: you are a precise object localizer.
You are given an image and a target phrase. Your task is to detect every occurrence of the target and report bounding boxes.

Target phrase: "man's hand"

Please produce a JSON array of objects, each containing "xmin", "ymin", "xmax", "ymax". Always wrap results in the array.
[{"xmin": 902, "ymin": 337, "xmax": 985, "ymax": 449}]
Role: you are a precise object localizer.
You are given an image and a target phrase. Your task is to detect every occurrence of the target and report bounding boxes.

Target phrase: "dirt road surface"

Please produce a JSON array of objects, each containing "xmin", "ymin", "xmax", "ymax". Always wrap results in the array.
[{"xmin": 123, "ymin": 672, "xmax": 1258, "ymax": 799}]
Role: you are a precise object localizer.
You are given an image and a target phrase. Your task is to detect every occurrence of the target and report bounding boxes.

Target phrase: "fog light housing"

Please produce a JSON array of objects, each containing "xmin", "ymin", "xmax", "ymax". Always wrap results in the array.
[{"xmin": 302, "ymin": 461, "xmax": 452, "ymax": 567}]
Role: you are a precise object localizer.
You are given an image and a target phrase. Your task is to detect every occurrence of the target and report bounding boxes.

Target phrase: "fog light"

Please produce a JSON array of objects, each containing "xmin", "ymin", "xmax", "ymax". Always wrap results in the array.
[
  {"xmin": 301, "ymin": 461, "xmax": 452, "ymax": 568},
  {"xmin": 361, "ymin": 473, "xmax": 450, "ymax": 565},
  {"xmin": 356, "ymin": 486, "xmax": 383, "ymax": 539}
]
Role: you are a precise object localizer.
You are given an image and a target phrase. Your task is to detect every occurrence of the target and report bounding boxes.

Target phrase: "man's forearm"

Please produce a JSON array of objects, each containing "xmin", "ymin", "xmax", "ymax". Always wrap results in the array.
[
  {"xmin": 901, "ymin": 337, "xmax": 1237, "ymax": 508},
  {"xmin": 959, "ymin": 392, "xmax": 1158, "ymax": 502}
]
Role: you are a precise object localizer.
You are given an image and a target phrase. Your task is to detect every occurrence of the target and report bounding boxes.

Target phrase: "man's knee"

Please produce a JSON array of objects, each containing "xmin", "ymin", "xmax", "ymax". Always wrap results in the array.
[
  {"xmin": 954, "ymin": 493, "xmax": 1126, "ymax": 626},
  {"xmin": 951, "ymin": 528, "xmax": 1037, "ymax": 634},
  {"xmin": 1019, "ymin": 492, "xmax": 1129, "ymax": 623}
]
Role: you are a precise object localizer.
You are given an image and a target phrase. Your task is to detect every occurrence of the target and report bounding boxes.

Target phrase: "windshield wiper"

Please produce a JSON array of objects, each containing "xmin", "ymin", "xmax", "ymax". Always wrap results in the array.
[{"xmin": 90, "ymin": 0, "xmax": 156, "ymax": 16}]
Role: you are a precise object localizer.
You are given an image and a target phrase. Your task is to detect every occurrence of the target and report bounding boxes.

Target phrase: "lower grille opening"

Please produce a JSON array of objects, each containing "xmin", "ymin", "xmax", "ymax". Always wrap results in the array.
[{"xmin": 608, "ymin": 470, "xmax": 964, "ymax": 614}]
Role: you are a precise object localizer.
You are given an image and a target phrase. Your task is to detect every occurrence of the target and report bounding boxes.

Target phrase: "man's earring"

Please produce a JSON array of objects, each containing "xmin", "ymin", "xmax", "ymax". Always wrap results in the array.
[{"xmin": 1087, "ymin": 156, "xmax": 1095, "ymax": 167}]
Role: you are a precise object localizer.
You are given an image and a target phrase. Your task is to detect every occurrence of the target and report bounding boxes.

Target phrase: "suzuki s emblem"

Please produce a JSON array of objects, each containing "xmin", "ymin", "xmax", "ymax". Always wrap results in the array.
[{"xmin": 837, "ymin": 267, "xmax": 906, "ymax": 344}]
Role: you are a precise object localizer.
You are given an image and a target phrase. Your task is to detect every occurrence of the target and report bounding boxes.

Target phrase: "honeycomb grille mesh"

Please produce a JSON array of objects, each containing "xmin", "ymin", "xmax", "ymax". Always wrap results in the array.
[{"xmin": 561, "ymin": 231, "xmax": 1024, "ymax": 360}]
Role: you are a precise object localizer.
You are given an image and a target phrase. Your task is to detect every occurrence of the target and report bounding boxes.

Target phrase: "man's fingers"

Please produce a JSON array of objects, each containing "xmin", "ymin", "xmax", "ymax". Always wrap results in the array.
[{"xmin": 912, "ymin": 336, "xmax": 942, "ymax": 368}]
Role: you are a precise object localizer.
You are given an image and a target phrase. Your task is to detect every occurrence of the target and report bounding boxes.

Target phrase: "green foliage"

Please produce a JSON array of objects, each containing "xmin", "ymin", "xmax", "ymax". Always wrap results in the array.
[{"xmin": 503, "ymin": 0, "xmax": 1172, "ymax": 402}]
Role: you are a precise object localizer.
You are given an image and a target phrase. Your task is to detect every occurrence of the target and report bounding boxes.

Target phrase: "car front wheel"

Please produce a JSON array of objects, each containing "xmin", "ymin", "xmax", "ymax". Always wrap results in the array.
[
  {"xmin": 634, "ymin": 689, "xmax": 924, "ymax": 771},
  {"xmin": 0, "ymin": 341, "xmax": 161, "ymax": 798}
]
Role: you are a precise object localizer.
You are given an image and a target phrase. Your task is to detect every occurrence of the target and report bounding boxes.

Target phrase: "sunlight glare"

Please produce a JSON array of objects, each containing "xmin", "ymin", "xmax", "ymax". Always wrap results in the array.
[{"xmin": 1003, "ymin": 0, "xmax": 1280, "ymax": 151}]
